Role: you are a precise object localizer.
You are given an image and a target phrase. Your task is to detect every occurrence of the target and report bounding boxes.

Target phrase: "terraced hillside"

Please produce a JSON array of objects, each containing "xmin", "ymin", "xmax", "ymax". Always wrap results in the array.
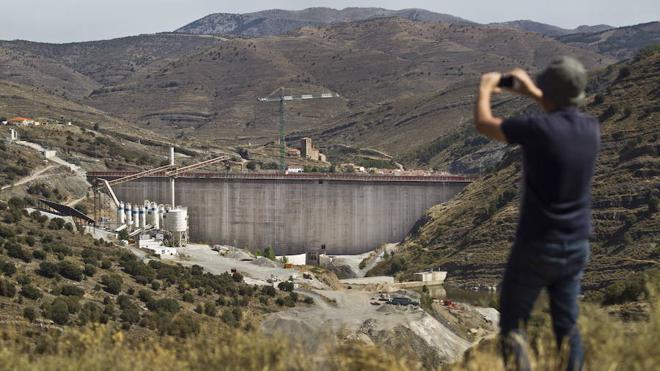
[
  {"xmin": 368, "ymin": 48, "xmax": 660, "ymax": 292},
  {"xmin": 82, "ymin": 18, "xmax": 611, "ymax": 146}
]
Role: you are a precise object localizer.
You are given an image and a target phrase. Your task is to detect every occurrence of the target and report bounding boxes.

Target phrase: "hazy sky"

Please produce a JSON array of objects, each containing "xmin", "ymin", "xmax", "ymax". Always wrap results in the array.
[{"xmin": 2, "ymin": 0, "xmax": 658, "ymax": 43}]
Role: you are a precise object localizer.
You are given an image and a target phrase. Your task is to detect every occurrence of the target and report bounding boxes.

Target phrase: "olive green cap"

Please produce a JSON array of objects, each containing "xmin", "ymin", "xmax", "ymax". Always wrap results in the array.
[{"xmin": 537, "ymin": 56, "xmax": 587, "ymax": 107}]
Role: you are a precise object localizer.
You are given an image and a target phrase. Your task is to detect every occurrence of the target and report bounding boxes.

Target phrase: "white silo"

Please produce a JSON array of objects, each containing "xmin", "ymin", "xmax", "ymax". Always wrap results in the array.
[
  {"xmin": 164, "ymin": 207, "xmax": 188, "ymax": 247},
  {"xmin": 125, "ymin": 203, "xmax": 133, "ymax": 228},
  {"xmin": 132, "ymin": 205, "xmax": 139, "ymax": 229},
  {"xmin": 139, "ymin": 205, "xmax": 146, "ymax": 228},
  {"xmin": 151, "ymin": 203, "xmax": 159, "ymax": 229},
  {"xmin": 158, "ymin": 205, "xmax": 165, "ymax": 228},
  {"xmin": 117, "ymin": 201, "xmax": 125, "ymax": 225},
  {"xmin": 146, "ymin": 203, "xmax": 153, "ymax": 226}
]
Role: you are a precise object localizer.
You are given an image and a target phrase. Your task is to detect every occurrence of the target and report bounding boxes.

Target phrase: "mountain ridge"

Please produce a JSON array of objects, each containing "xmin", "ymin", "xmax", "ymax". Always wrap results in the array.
[{"xmin": 175, "ymin": 7, "xmax": 613, "ymax": 38}]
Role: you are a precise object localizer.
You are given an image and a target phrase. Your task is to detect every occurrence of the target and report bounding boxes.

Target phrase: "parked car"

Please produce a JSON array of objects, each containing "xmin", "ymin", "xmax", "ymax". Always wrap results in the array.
[{"xmin": 388, "ymin": 297, "xmax": 419, "ymax": 307}]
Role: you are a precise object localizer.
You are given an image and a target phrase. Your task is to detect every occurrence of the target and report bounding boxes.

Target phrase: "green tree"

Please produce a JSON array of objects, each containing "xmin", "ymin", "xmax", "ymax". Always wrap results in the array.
[
  {"xmin": 101, "ymin": 274, "xmax": 123, "ymax": 295},
  {"xmin": 51, "ymin": 299, "xmax": 70, "ymax": 325}
]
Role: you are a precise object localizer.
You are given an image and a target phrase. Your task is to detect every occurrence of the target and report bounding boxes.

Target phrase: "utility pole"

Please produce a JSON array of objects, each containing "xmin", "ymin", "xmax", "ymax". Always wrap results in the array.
[{"xmin": 258, "ymin": 88, "xmax": 340, "ymax": 173}]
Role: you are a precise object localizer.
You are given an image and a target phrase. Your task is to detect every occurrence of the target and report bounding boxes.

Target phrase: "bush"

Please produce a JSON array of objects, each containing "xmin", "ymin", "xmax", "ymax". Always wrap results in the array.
[
  {"xmin": 182, "ymin": 292, "xmax": 194, "ymax": 303},
  {"xmin": 6, "ymin": 243, "xmax": 31, "ymax": 263},
  {"xmin": 23, "ymin": 307, "xmax": 37, "ymax": 321},
  {"xmin": 151, "ymin": 280, "xmax": 161, "ymax": 290},
  {"xmin": 38, "ymin": 261, "xmax": 59, "ymax": 278},
  {"xmin": 277, "ymin": 281, "xmax": 294, "ymax": 292},
  {"xmin": 261, "ymin": 285, "xmax": 276, "ymax": 297},
  {"xmin": 120, "ymin": 307, "xmax": 140, "ymax": 325},
  {"xmin": 48, "ymin": 218, "xmax": 66, "ymax": 230},
  {"xmin": 50, "ymin": 298, "xmax": 70, "ymax": 325},
  {"xmin": 203, "ymin": 302, "xmax": 217, "ymax": 317},
  {"xmin": 0, "ymin": 225, "xmax": 15, "ymax": 239},
  {"xmin": 101, "ymin": 274, "xmax": 123, "ymax": 295},
  {"xmin": 648, "ymin": 196, "xmax": 659, "ymax": 214},
  {"xmin": 147, "ymin": 298, "xmax": 180, "ymax": 314},
  {"xmin": 32, "ymin": 250, "xmax": 46, "ymax": 260},
  {"xmin": 61, "ymin": 285, "xmax": 85, "ymax": 297},
  {"xmin": 0, "ymin": 278, "xmax": 16, "ymax": 297},
  {"xmin": 602, "ymin": 274, "xmax": 648, "ymax": 305},
  {"xmin": 58, "ymin": 261, "xmax": 84, "ymax": 281},
  {"xmin": 20, "ymin": 285, "xmax": 41, "ymax": 300},
  {"xmin": 138, "ymin": 289, "xmax": 154, "ymax": 304},
  {"xmin": 84, "ymin": 264, "xmax": 97, "ymax": 277},
  {"xmin": 0, "ymin": 260, "xmax": 16, "ymax": 276}
]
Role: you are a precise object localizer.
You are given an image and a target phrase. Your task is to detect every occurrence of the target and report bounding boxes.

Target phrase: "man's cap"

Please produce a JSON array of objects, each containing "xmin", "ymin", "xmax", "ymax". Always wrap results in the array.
[{"xmin": 536, "ymin": 56, "xmax": 587, "ymax": 107}]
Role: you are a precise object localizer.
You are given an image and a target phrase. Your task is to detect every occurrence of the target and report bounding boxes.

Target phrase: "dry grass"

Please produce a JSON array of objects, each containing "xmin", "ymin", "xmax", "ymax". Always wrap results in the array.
[{"xmin": 0, "ymin": 293, "xmax": 657, "ymax": 371}]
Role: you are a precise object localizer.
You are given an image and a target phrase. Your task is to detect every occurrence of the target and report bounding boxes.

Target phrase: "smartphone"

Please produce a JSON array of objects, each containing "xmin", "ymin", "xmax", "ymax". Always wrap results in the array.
[{"xmin": 498, "ymin": 75, "xmax": 515, "ymax": 88}]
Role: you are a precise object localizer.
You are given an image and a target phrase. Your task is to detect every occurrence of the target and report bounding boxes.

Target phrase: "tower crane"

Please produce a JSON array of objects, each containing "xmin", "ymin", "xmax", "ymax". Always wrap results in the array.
[{"xmin": 258, "ymin": 88, "xmax": 340, "ymax": 172}]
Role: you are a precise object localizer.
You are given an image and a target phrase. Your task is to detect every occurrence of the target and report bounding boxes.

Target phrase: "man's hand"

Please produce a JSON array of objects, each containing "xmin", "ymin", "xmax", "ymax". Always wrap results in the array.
[
  {"xmin": 474, "ymin": 72, "xmax": 506, "ymax": 143},
  {"xmin": 508, "ymin": 68, "xmax": 543, "ymax": 101},
  {"xmin": 480, "ymin": 72, "xmax": 503, "ymax": 95}
]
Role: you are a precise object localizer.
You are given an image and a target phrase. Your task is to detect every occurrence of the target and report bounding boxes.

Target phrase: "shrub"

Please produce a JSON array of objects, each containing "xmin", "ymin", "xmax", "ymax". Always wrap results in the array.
[
  {"xmin": 120, "ymin": 306, "xmax": 140, "ymax": 324},
  {"xmin": 48, "ymin": 218, "xmax": 66, "ymax": 230},
  {"xmin": 0, "ymin": 260, "xmax": 16, "ymax": 276},
  {"xmin": 0, "ymin": 278, "xmax": 16, "ymax": 297},
  {"xmin": 138, "ymin": 289, "xmax": 154, "ymax": 304},
  {"xmin": 84, "ymin": 264, "xmax": 97, "ymax": 277},
  {"xmin": 151, "ymin": 280, "xmax": 161, "ymax": 290},
  {"xmin": 649, "ymin": 196, "xmax": 658, "ymax": 214},
  {"xmin": 51, "ymin": 298, "xmax": 70, "ymax": 325},
  {"xmin": 147, "ymin": 298, "xmax": 180, "ymax": 314},
  {"xmin": 203, "ymin": 302, "xmax": 217, "ymax": 316},
  {"xmin": 38, "ymin": 261, "xmax": 59, "ymax": 278},
  {"xmin": 23, "ymin": 307, "xmax": 37, "ymax": 321},
  {"xmin": 602, "ymin": 274, "xmax": 648, "ymax": 305},
  {"xmin": 261, "ymin": 285, "xmax": 276, "ymax": 297},
  {"xmin": 182, "ymin": 292, "xmax": 194, "ymax": 303},
  {"xmin": 20, "ymin": 285, "xmax": 41, "ymax": 300},
  {"xmin": 101, "ymin": 274, "xmax": 123, "ymax": 295},
  {"xmin": 6, "ymin": 243, "xmax": 31, "ymax": 262},
  {"xmin": 277, "ymin": 281, "xmax": 294, "ymax": 292},
  {"xmin": 0, "ymin": 225, "xmax": 15, "ymax": 239},
  {"xmin": 61, "ymin": 285, "xmax": 85, "ymax": 297},
  {"xmin": 32, "ymin": 250, "xmax": 46, "ymax": 260},
  {"xmin": 58, "ymin": 261, "xmax": 84, "ymax": 281}
]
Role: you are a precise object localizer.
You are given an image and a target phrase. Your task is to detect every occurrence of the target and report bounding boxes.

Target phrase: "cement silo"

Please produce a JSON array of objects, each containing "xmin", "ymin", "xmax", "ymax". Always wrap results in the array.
[
  {"xmin": 125, "ymin": 203, "xmax": 133, "ymax": 229},
  {"xmin": 117, "ymin": 201, "xmax": 125, "ymax": 226}
]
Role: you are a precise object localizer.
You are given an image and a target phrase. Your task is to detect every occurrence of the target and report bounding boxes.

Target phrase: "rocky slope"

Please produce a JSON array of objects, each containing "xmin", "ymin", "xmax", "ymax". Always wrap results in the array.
[
  {"xmin": 487, "ymin": 20, "xmax": 612, "ymax": 37},
  {"xmin": 175, "ymin": 7, "xmax": 473, "ymax": 36},
  {"xmin": 557, "ymin": 21, "xmax": 660, "ymax": 60},
  {"xmin": 367, "ymin": 48, "xmax": 660, "ymax": 292}
]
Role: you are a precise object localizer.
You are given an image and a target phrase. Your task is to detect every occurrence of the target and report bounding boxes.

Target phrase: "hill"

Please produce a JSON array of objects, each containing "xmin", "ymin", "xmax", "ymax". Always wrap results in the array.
[
  {"xmin": 81, "ymin": 18, "xmax": 611, "ymax": 149},
  {"xmin": 1, "ymin": 34, "xmax": 224, "ymax": 86},
  {"xmin": 175, "ymin": 7, "xmax": 473, "ymax": 36},
  {"xmin": 557, "ymin": 21, "xmax": 660, "ymax": 60},
  {"xmin": 367, "ymin": 47, "xmax": 660, "ymax": 293},
  {"xmin": 487, "ymin": 20, "xmax": 612, "ymax": 37}
]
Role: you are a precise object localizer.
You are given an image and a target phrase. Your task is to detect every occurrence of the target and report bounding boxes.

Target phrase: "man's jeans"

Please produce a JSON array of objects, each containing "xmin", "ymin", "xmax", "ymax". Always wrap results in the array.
[{"xmin": 499, "ymin": 239, "xmax": 590, "ymax": 371}]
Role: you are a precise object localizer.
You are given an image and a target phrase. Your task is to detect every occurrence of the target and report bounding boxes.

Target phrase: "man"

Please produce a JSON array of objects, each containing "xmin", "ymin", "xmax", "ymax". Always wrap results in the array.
[{"xmin": 474, "ymin": 56, "xmax": 601, "ymax": 371}]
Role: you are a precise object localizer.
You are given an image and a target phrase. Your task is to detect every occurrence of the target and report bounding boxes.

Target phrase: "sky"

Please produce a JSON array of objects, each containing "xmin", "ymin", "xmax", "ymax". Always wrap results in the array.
[{"xmin": 1, "ymin": 0, "xmax": 658, "ymax": 43}]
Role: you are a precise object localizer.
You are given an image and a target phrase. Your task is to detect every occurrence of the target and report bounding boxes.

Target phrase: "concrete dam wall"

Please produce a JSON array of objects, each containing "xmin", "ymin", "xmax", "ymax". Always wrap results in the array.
[{"xmin": 99, "ymin": 173, "xmax": 469, "ymax": 255}]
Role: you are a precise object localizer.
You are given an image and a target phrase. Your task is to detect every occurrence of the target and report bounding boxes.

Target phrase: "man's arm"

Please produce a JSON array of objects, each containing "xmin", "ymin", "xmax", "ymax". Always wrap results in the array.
[
  {"xmin": 474, "ymin": 72, "xmax": 507, "ymax": 143},
  {"xmin": 474, "ymin": 69, "xmax": 544, "ymax": 144}
]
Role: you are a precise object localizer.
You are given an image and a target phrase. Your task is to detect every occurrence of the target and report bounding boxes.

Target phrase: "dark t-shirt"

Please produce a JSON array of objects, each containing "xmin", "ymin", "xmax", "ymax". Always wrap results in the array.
[{"xmin": 501, "ymin": 107, "xmax": 600, "ymax": 243}]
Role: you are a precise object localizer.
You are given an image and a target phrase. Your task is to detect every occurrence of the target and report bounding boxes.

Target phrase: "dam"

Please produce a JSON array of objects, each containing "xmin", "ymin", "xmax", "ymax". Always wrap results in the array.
[{"xmin": 88, "ymin": 172, "xmax": 471, "ymax": 255}]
